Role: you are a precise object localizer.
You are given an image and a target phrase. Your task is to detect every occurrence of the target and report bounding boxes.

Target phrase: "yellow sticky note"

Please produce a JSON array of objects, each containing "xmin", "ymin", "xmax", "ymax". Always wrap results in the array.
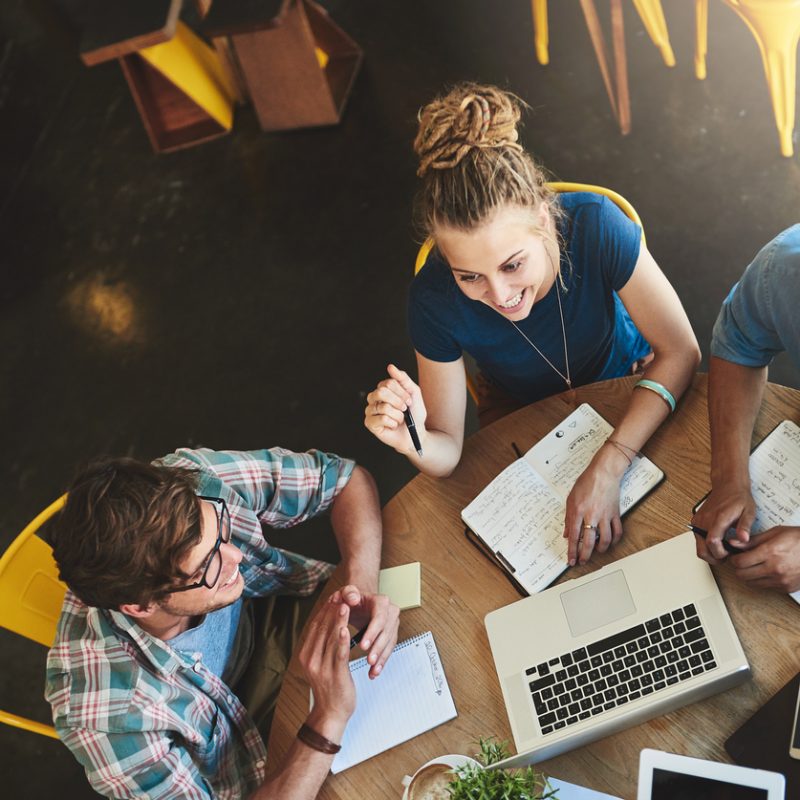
[{"xmin": 378, "ymin": 563, "xmax": 421, "ymax": 610}]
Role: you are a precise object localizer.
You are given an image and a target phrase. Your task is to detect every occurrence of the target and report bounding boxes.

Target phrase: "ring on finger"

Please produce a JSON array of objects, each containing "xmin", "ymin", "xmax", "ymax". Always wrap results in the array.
[{"xmin": 582, "ymin": 523, "xmax": 597, "ymax": 531}]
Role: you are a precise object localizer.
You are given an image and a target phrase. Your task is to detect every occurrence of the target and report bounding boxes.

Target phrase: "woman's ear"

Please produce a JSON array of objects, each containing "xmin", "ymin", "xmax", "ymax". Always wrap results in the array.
[{"xmin": 537, "ymin": 201, "xmax": 551, "ymax": 233}]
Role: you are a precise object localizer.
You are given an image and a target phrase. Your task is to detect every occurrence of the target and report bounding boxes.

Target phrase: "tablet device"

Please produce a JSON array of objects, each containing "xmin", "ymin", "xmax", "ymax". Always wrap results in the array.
[{"xmin": 637, "ymin": 749, "xmax": 785, "ymax": 799}]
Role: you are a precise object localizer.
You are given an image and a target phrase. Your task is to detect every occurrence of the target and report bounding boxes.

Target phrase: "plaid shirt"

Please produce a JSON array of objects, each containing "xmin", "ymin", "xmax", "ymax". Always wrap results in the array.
[{"xmin": 45, "ymin": 447, "xmax": 354, "ymax": 799}]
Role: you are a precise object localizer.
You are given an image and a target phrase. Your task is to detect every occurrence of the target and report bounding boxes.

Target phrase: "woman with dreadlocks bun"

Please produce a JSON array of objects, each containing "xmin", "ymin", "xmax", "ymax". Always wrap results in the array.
[{"xmin": 364, "ymin": 83, "xmax": 700, "ymax": 566}]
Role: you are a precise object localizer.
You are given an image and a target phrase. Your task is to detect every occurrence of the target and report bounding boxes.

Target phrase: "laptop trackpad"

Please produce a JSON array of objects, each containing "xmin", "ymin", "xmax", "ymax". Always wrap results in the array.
[{"xmin": 561, "ymin": 570, "xmax": 635, "ymax": 638}]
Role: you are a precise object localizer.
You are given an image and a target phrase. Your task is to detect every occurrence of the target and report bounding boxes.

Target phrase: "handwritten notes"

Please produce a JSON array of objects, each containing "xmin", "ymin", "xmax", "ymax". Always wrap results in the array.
[
  {"xmin": 331, "ymin": 631, "xmax": 456, "ymax": 773},
  {"xmin": 749, "ymin": 420, "xmax": 800, "ymax": 533},
  {"xmin": 745, "ymin": 420, "xmax": 800, "ymax": 605},
  {"xmin": 462, "ymin": 404, "xmax": 664, "ymax": 595}
]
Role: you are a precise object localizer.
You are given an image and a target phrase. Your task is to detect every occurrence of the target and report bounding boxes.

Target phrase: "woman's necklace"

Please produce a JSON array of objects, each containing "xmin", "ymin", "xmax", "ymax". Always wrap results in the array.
[{"xmin": 508, "ymin": 257, "xmax": 571, "ymax": 389}]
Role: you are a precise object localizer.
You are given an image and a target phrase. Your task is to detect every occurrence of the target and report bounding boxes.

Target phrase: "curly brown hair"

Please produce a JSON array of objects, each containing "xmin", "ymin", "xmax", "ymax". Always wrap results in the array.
[
  {"xmin": 412, "ymin": 82, "xmax": 561, "ymax": 241},
  {"xmin": 50, "ymin": 458, "xmax": 203, "ymax": 609}
]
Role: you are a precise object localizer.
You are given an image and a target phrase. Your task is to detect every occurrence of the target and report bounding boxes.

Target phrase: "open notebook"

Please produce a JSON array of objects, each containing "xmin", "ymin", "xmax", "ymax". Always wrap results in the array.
[
  {"xmin": 735, "ymin": 419, "xmax": 800, "ymax": 604},
  {"xmin": 331, "ymin": 630, "xmax": 456, "ymax": 773},
  {"xmin": 462, "ymin": 403, "xmax": 664, "ymax": 595}
]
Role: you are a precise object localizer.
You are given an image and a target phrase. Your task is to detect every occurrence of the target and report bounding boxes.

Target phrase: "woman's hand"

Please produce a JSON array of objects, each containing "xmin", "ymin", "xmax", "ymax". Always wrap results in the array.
[
  {"xmin": 364, "ymin": 364, "xmax": 427, "ymax": 455},
  {"xmin": 563, "ymin": 444, "xmax": 628, "ymax": 566}
]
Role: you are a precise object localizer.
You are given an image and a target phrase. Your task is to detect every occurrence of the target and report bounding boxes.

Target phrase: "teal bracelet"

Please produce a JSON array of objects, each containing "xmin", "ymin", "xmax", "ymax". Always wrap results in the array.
[{"xmin": 635, "ymin": 379, "xmax": 676, "ymax": 412}]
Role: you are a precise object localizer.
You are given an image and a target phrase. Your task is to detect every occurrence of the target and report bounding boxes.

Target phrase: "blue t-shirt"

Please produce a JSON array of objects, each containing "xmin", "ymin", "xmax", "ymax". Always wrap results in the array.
[
  {"xmin": 166, "ymin": 597, "xmax": 243, "ymax": 681},
  {"xmin": 711, "ymin": 224, "xmax": 800, "ymax": 369},
  {"xmin": 408, "ymin": 192, "xmax": 651, "ymax": 403}
]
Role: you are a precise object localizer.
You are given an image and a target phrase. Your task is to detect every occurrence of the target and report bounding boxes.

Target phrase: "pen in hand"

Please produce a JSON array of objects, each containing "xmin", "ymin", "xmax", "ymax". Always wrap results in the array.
[
  {"xmin": 350, "ymin": 625, "xmax": 368, "ymax": 650},
  {"xmin": 686, "ymin": 523, "xmax": 740, "ymax": 554},
  {"xmin": 404, "ymin": 408, "xmax": 423, "ymax": 457}
]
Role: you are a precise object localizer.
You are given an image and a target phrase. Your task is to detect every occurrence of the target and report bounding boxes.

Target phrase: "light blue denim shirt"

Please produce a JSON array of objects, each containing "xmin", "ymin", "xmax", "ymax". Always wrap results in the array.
[{"xmin": 711, "ymin": 225, "xmax": 800, "ymax": 369}]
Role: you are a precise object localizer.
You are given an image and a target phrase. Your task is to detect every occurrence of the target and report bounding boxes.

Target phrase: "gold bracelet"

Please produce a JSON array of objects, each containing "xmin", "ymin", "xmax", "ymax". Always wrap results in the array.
[{"xmin": 297, "ymin": 722, "xmax": 341, "ymax": 754}]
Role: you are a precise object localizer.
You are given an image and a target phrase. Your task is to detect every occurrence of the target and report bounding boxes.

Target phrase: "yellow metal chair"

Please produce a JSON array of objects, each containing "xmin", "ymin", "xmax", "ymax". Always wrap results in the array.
[
  {"xmin": 0, "ymin": 495, "xmax": 68, "ymax": 739},
  {"xmin": 694, "ymin": 0, "xmax": 800, "ymax": 157},
  {"xmin": 414, "ymin": 182, "xmax": 645, "ymax": 405},
  {"xmin": 532, "ymin": 0, "xmax": 676, "ymax": 67}
]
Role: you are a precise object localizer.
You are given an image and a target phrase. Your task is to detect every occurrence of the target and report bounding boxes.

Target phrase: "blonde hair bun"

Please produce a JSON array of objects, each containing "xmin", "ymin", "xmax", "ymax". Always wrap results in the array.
[{"xmin": 414, "ymin": 83, "xmax": 524, "ymax": 177}]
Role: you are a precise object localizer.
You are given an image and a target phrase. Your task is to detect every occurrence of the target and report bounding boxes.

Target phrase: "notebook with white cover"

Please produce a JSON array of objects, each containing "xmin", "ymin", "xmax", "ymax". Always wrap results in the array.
[
  {"xmin": 331, "ymin": 630, "xmax": 456, "ymax": 773},
  {"xmin": 461, "ymin": 403, "xmax": 664, "ymax": 595}
]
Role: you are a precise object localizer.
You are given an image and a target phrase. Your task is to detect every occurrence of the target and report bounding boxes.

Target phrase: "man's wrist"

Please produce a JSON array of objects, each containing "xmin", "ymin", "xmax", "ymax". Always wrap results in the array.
[
  {"xmin": 342, "ymin": 564, "xmax": 379, "ymax": 596},
  {"xmin": 710, "ymin": 463, "xmax": 750, "ymax": 489},
  {"xmin": 306, "ymin": 707, "xmax": 349, "ymax": 742}
]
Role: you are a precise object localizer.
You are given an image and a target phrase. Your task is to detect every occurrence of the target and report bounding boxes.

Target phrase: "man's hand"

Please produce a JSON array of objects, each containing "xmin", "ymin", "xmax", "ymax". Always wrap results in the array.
[
  {"xmin": 333, "ymin": 585, "xmax": 399, "ymax": 679},
  {"xmin": 728, "ymin": 526, "xmax": 800, "ymax": 592},
  {"xmin": 297, "ymin": 601, "xmax": 356, "ymax": 736},
  {"xmin": 692, "ymin": 483, "xmax": 756, "ymax": 563}
]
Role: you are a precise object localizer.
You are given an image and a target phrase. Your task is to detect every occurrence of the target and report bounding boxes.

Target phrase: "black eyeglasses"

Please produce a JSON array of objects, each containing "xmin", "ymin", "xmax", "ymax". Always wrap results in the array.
[{"xmin": 170, "ymin": 496, "xmax": 232, "ymax": 593}]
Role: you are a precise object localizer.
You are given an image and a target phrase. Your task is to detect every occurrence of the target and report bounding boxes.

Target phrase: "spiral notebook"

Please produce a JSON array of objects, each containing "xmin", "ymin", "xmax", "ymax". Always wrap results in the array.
[
  {"xmin": 462, "ymin": 403, "xmax": 664, "ymax": 596},
  {"xmin": 331, "ymin": 630, "xmax": 457, "ymax": 773}
]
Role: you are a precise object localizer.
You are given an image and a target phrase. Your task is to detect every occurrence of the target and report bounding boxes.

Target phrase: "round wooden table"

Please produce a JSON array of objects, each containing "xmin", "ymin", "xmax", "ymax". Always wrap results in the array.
[{"xmin": 268, "ymin": 374, "xmax": 800, "ymax": 798}]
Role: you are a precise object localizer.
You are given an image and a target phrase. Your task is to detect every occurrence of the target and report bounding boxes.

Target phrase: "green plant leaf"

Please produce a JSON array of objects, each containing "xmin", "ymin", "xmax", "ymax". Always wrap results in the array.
[{"xmin": 445, "ymin": 738, "xmax": 559, "ymax": 799}]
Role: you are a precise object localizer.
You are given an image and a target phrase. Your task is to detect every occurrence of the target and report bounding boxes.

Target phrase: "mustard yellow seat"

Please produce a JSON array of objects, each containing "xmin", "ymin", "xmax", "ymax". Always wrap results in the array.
[
  {"xmin": 694, "ymin": 0, "xmax": 800, "ymax": 157},
  {"xmin": 0, "ymin": 495, "xmax": 67, "ymax": 739},
  {"xmin": 414, "ymin": 182, "xmax": 645, "ymax": 405},
  {"xmin": 532, "ymin": 0, "xmax": 676, "ymax": 68}
]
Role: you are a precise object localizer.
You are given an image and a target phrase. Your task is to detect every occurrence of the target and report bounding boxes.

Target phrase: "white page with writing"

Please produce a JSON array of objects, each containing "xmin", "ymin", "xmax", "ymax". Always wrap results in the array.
[
  {"xmin": 461, "ymin": 459, "xmax": 568, "ymax": 594},
  {"xmin": 331, "ymin": 631, "xmax": 456, "ymax": 773},
  {"xmin": 461, "ymin": 404, "xmax": 663, "ymax": 596},
  {"xmin": 746, "ymin": 420, "xmax": 800, "ymax": 604},
  {"xmin": 524, "ymin": 404, "xmax": 664, "ymax": 511}
]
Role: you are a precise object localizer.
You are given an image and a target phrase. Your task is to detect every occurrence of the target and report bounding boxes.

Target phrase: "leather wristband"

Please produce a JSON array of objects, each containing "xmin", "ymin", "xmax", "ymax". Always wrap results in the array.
[{"xmin": 297, "ymin": 722, "xmax": 341, "ymax": 754}]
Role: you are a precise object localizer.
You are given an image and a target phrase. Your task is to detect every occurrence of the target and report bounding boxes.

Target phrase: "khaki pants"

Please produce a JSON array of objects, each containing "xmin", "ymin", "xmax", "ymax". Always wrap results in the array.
[{"xmin": 228, "ymin": 590, "xmax": 321, "ymax": 742}]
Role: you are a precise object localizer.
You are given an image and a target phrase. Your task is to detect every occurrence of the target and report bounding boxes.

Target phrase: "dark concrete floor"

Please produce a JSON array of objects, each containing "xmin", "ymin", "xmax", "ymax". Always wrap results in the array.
[{"xmin": 2, "ymin": 0, "xmax": 800, "ymax": 795}]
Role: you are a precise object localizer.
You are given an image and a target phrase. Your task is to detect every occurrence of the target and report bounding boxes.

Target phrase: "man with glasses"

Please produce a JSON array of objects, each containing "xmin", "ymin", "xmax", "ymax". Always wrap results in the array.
[
  {"xmin": 693, "ymin": 225, "xmax": 800, "ymax": 593},
  {"xmin": 46, "ymin": 447, "xmax": 399, "ymax": 799}
]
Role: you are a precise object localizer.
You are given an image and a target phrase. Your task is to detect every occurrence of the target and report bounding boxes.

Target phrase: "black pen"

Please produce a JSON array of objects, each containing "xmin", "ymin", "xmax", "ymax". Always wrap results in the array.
[
  {"xmin": 350, "ymin": 625, "xmax": 368, "ymax": 650},
  {"xmin": 404, "ymin": 408, "xmax": 423, "ymax": 457},
  {"xmin": 511, "ymin": 441, "xmax": 523, "ymax": 458},
  {"xmin": 686, "ymin": 524, "xmax": 739, "ymax": 554}
]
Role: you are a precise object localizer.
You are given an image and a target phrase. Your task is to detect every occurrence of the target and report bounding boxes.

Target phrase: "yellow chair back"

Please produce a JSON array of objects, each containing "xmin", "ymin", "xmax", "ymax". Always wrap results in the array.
[
  {"xmin": 0, "ymin": 494, "xmax": 68, "ymax": 739},
  {"xmin": 413, "ymin": 182, "xmax": 645, "ymax": 404},
  {"xmin": 694, "ymin": 0, "xmax": 800, "ymax": 156}
]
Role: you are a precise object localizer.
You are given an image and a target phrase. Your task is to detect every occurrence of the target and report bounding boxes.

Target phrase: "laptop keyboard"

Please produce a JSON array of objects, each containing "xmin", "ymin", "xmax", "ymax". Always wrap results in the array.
[{"xmin": 525, "ymin": 603, "xmax": 717, "ymax": 735}]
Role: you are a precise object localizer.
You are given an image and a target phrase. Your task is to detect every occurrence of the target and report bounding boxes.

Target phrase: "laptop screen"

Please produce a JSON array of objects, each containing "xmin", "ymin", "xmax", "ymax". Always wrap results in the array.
[{"xmin": 652, "ymin": 768, "xmax": 769, "ymax": 799}]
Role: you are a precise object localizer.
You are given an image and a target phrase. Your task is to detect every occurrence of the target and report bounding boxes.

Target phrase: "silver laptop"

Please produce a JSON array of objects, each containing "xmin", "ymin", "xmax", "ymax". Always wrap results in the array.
[{"xmin": 485, "ymin": 532, "xmax": 750, "ymax": 769}]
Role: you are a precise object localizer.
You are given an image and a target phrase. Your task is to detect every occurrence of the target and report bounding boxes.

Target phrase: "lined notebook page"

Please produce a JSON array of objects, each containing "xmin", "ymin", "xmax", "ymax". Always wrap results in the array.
[
  {"xmin": 747, "ymin": 420, "xmax": 800, "ymax": 604},
  {"xmin": 461, "ymin": 458, "xmax": 567, "ymax": 594},
  {"xmin": 749, "ymin": 420, "xmax": 800, "ymax": 532},
  {"xmin": 461, "ymin": 404, "xmax": 664, "ymax": 596},
  {"xmin": 331, "ymin": 630, "xmax": 456, "ymax": 774}
]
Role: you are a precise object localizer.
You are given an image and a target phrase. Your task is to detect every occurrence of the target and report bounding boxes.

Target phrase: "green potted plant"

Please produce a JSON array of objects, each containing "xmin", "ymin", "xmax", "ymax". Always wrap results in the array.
[{"xmin": 446, "ymin": 738, "xmax": 559, "ymax": 799}]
